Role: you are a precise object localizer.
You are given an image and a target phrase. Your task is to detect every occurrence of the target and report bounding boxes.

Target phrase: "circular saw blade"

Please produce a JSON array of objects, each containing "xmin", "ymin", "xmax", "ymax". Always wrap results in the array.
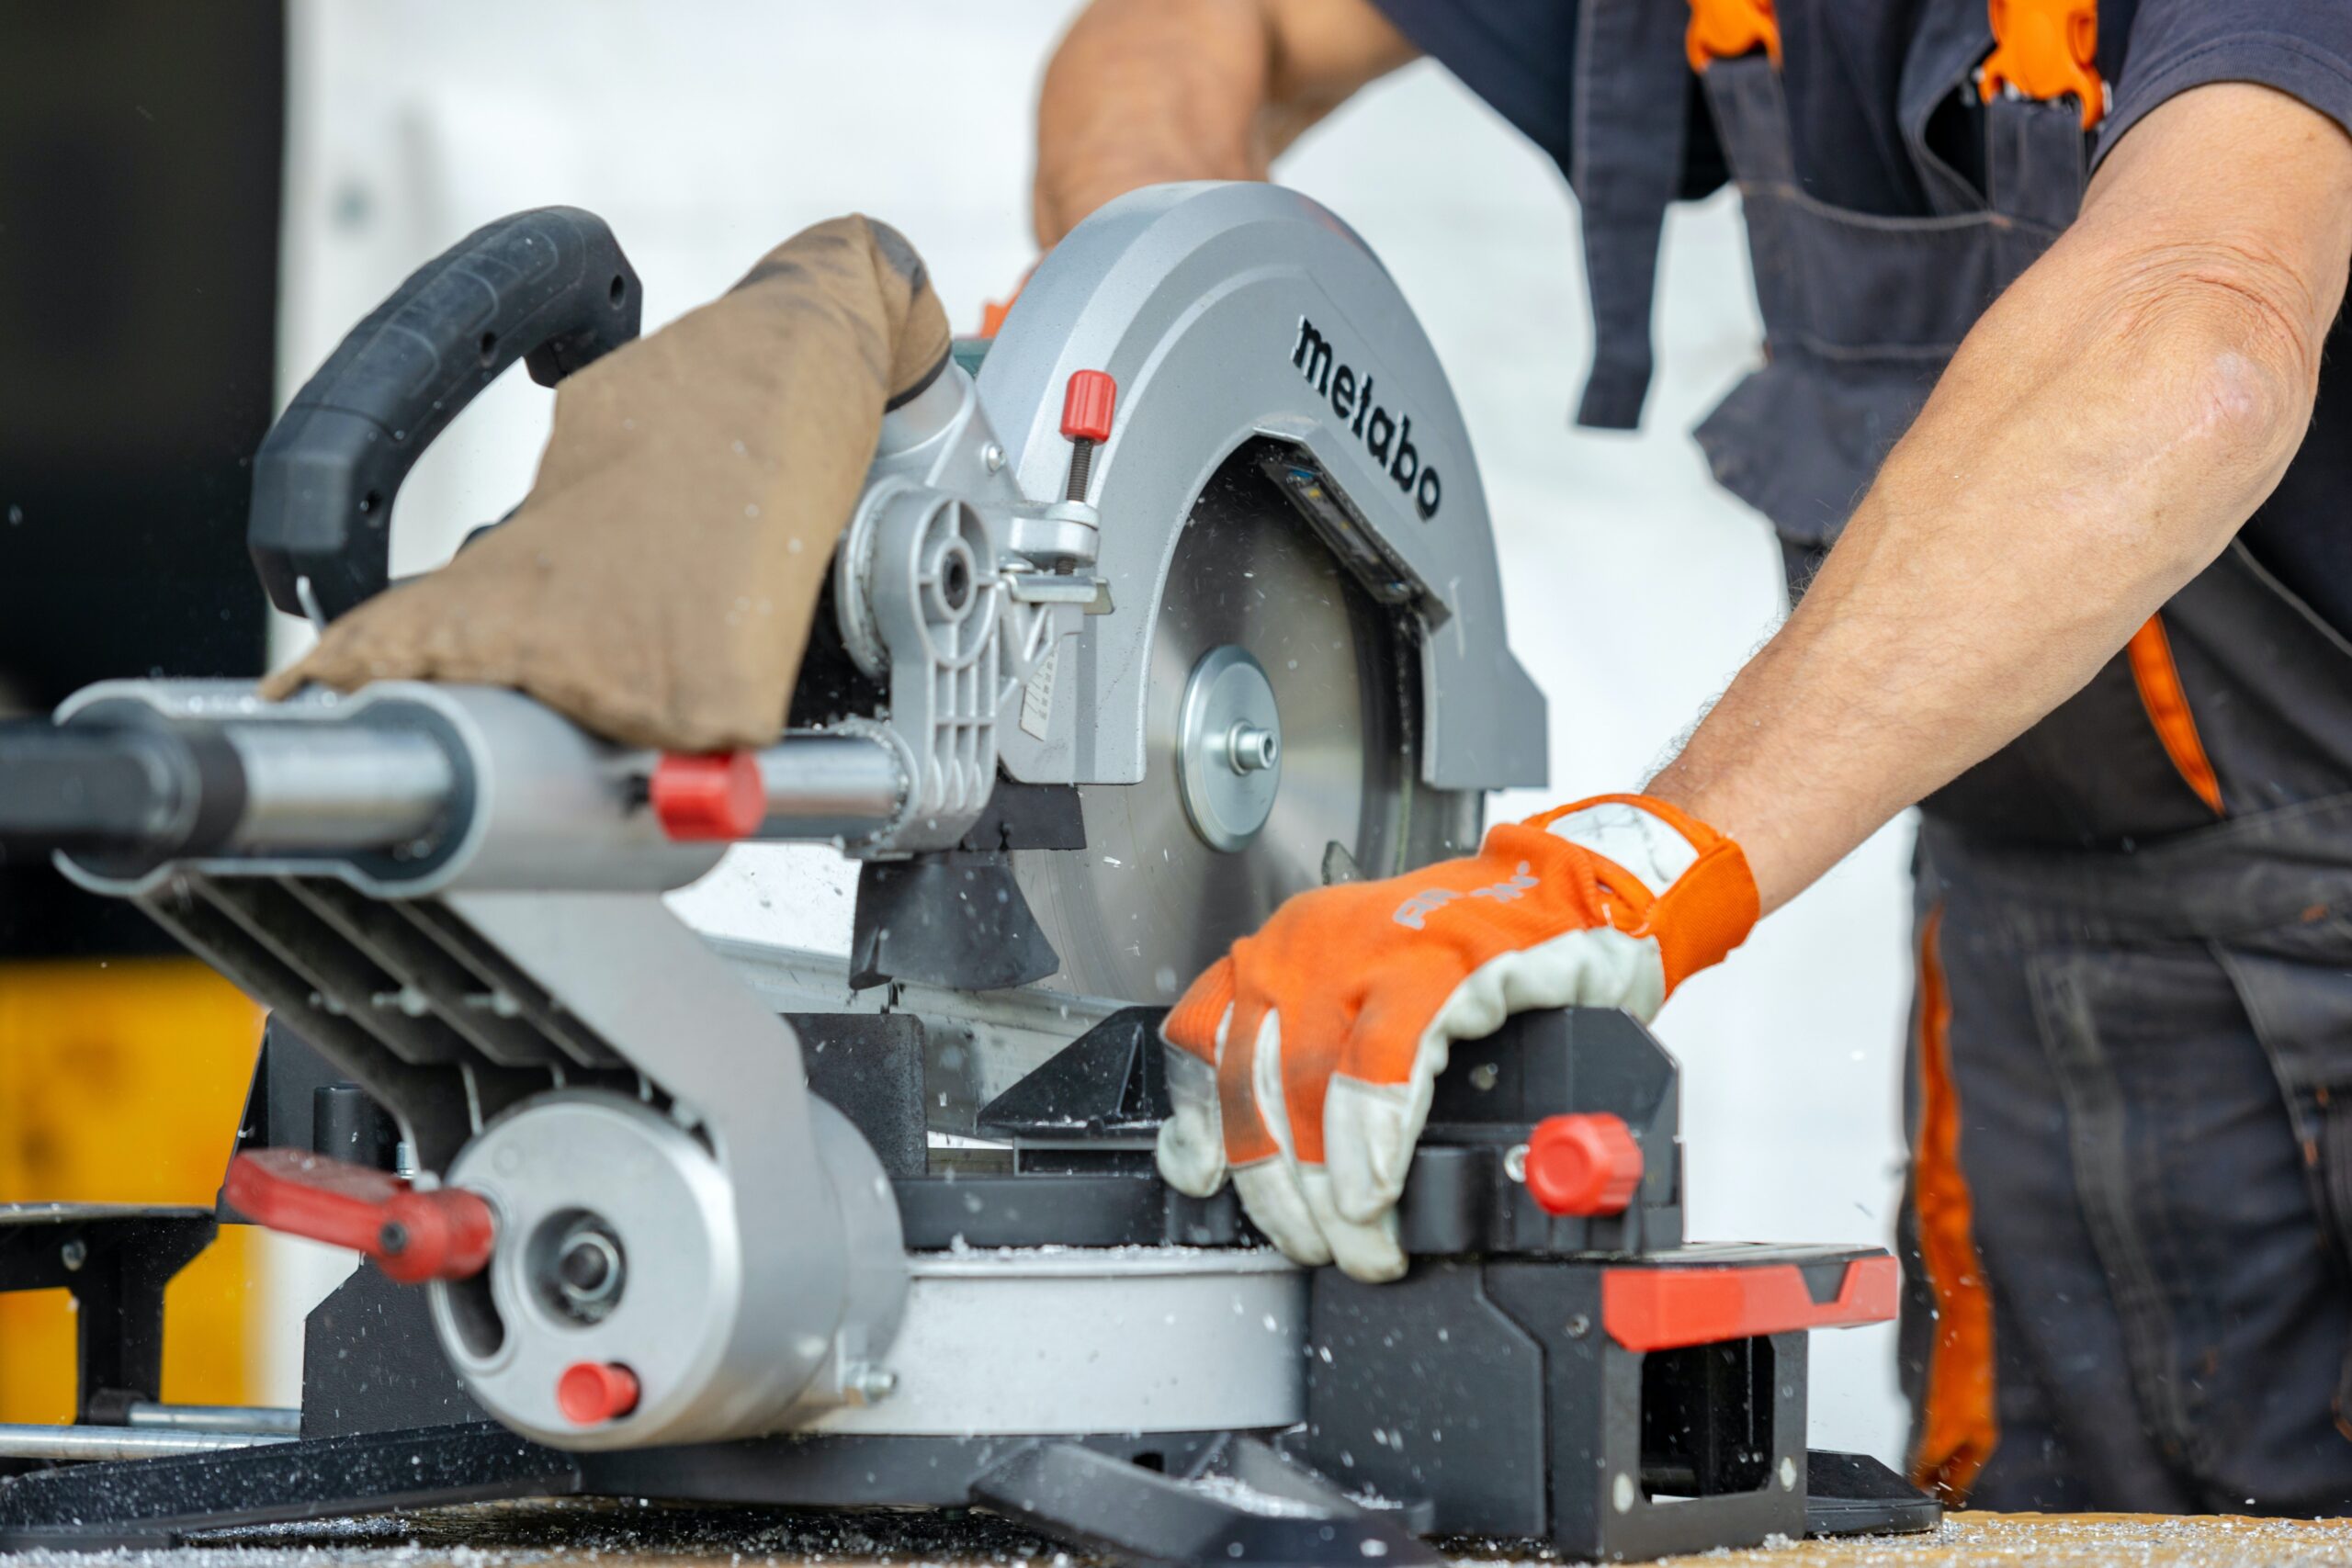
[{"xmin": 1015, "ymin": 449, "xmax": 1476, "ymax": 1005}]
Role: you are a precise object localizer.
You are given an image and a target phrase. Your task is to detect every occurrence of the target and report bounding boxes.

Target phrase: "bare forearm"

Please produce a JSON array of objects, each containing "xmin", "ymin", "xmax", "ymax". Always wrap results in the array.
[
  {"xmin": 1648, "ymin": 85, "xmax": 2352, "ymax": 912},
  {"xmin": 1033, "ymin": 0, "xmax": 1417, "ymax": 246}
]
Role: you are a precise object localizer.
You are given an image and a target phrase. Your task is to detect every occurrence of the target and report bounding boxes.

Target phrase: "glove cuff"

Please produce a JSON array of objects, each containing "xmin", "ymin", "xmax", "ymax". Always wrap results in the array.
[{"xmin": 1520, "ymin": 793, "xmax": 1758, "ymax": 992}]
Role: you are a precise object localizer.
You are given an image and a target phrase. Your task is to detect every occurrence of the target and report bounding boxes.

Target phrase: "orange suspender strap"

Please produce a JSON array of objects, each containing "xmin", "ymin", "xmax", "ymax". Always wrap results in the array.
[
  {"xmin": 2124, "ymin": 613, "xmax": 2226, "ymax": 817},
  {"xmin": 1980, "ymin": 0, "xmax": 2107, "ymax": 129},
  {"xmin": 1693, "ymin": 0, "xmax": 2102, "ymax": 118},
  {"xmin": 1685, "ymin": 0, "xmax": 1780, "ymax": 73},
  {"xmin": 1909, "ymin": 905, "xmax": 1999, "ymax": 1504}
]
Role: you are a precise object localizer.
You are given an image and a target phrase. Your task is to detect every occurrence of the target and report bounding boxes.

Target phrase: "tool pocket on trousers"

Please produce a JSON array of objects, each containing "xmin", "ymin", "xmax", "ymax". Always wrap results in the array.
[
  {"xmin": 2216, "ymin": 930, "xmax": 2352, "ymax": 1438},
  {"xmin": 2023, "ymin": 947, "xmax": 2213, "ymax": 1467}
]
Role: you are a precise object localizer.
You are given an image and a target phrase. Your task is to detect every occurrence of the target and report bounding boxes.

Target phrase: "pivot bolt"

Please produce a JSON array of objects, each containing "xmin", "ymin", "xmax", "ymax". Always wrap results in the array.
[
  {"xmin": 846, "ymin": 1364, "xmax": 899, "ymax": 1404},
  {"xmin": 1176, "ymin": 645, "xmax": 1283, "ymax": 853},
  {"xmin": 534, "ymin": 1213, "xmax": 627, "ymax": 1325},
  {"xmin": 1222, "ymin": 723, "xmax": 1279, "ymax": 774},
  {"xmin": 555, "ymin": 1224, "xmax": 625, "ymax": 1320}
]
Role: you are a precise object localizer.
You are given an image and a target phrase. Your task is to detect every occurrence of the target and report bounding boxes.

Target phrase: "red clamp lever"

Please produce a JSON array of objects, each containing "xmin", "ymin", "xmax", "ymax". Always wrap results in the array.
[
  {"xmin": 650, "ymin": 750, "xmax": 765, "ymax": 841},
  {"xmin": 1522, "ymin": 1112, "xmax": 1644, "ymax": 1217},
  {"xmin": 1058, "ymin": 369, "xmax": 1117, "ymax": 503},
  {"xmin": 224, "ymin": 1148, "xmax": 496, "ymax": 1284}
]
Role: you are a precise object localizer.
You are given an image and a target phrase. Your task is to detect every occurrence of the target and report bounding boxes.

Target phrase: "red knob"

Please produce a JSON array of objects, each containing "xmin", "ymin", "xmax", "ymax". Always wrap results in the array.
[
  {"xmin": 557, "ymin": 1360, "xmax": 640, "ymax": 1426},
  {"xmin": 650, "ymin": 750, "xmax": 764, "ymax": 841},
  {"xmin": 1522, "ymin": 1113, "xmax": 1644, "ymax": 1217},
  {"xmin": 1059, "ymin": 369, "xmax": 1117, "ymax": 443}
]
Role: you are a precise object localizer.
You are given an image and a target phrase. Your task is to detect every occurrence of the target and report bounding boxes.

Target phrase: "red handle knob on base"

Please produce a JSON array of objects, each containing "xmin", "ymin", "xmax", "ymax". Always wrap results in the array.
[{"xmin": 1522, "ymin": 1112, "xmax": 1644, "ymax": 1217}]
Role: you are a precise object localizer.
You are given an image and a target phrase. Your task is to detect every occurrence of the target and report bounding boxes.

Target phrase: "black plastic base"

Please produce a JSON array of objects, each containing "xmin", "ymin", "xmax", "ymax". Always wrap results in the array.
[
  {"xmin": 0, "ymin": 1421, "xmax": 1934, "ymax": 1558},
  {"xmin": 0, "ymin": 1424, "xmax": 572, "ymax": 1550},
  {"xmin": 1804, "ymin": 1450, "xmax": 1944, "ymax": 1537},
  {"xmin": 0, "ymin": 1424, "xmax": 1420, "ymax": 1555},
  {"xmin": 0, "ymin": 1204, "xmax": 216, "ymax": 1427},
  {"xmin": 0, "ymin": 1008, "xmax": 1943, "ymax": 1565}
]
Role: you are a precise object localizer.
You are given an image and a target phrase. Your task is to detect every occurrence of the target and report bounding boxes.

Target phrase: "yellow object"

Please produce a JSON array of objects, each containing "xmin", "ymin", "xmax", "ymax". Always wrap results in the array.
[{"xmin": 0, "ymin": 957, "xmax": 266, "ymax": 1420}]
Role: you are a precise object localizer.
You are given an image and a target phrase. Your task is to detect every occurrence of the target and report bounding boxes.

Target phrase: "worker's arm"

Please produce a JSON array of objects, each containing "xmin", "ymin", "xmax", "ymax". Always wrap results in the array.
[
  {"xmin": 1154, "ymin": 82, "xmax": 2352, "ymax": 1279},
  {"xmin": 1033, "ymin": 0, "xmax": 1419, "ymax": 247},
  {"xmin": 1646, "ymin": 82, "xmax": 2352, "ymax": 912}
]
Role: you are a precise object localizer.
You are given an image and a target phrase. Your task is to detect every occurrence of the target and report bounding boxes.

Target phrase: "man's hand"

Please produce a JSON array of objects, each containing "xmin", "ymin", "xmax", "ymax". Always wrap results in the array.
[
  {"xmin": 1034, "ymin": 0, "xmax": 1419, "ymax": 246},
  {"xmin": 1157, "ymin": 796, "xmax": 1757, "ymax": 1280},
  {"xmin": 1648, "ymin": 83, "xmax": 2352, "ymax": 911},
  {"xmin": 263, "ymin": 217, "xmax": 949, "ymax": 751}
]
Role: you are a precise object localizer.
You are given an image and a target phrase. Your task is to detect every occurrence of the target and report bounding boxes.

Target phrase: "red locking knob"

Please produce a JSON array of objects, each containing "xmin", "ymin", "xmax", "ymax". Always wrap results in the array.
[
  {"xmin": 224, "ymin": 1149, "xmax": 496, "ymax": 1284},
  {"xmin": 650, "ymin": 750, "xmax": 764, "ymax": 841},
  {"xmin": 1522, "ymin": 1112, "xmax": 1644, "ymax": 1217},
  {"xmin": 1058, "ymin": 370, "xmax": 1118, "ymax": 504},
  {"xmin": 557, "ymin": 1360, "xmax": 640, "ymax": 1426},
  {"xmin": 1058, "ymin": 369, "xmax": 1117, "ymax": 443}
]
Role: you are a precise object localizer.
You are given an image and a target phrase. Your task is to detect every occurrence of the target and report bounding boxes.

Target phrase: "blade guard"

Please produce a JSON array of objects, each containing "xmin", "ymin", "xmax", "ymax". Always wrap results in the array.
[{"xmin": 225, "ymin": 1147, "xmax": 496, "ymax": 1284}]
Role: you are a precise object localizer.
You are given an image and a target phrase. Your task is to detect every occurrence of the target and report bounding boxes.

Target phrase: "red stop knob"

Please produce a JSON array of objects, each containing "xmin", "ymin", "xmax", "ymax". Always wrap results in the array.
[
  {"xmin": 650, "ymin": 750, "xmax": 764, "ymax": 841},
  {"xmin": 557, "ymin": 1360, "xmax": 640, "ymax": 1426},
  {"xmin": 1523, "ymin": 1112, "xmax": 1643, "ymax": 1217},
  {"xmin": 1059, "ymin": 369, "xmax": 1117, "ymax": 443}
]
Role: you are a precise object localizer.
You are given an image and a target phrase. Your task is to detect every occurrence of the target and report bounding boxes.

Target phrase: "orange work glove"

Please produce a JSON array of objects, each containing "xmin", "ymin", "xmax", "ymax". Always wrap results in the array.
[{"xmin": 1157, "ymin": 795, "xmax": 1758, "ymax": 1280}]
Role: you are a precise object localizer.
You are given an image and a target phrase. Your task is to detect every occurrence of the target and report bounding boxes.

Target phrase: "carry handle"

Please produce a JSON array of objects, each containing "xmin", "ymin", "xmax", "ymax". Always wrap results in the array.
[{"xmin": 248, "ymin": 205, "xmax": 641, "ymax": 621}]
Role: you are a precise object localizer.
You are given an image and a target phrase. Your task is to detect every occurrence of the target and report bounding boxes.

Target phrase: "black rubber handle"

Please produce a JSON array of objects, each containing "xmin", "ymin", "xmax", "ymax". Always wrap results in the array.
[
  {"xmin": 0, "ymin": 722, "xmax": 241, "ymax": 865},
  {"xmin": 248, "ymin": 206, "xmax": 641, "ymax": 621}
]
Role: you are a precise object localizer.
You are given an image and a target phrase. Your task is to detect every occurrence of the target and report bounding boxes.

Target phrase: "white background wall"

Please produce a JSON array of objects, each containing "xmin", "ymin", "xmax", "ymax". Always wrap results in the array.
[{"xmin": 274, "ymin": 0, "xmax": 1917, "ymax": 1462}]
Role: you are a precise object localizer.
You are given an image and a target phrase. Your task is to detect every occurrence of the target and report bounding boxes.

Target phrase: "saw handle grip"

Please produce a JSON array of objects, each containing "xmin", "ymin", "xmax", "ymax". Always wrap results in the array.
[
  {"xmin": 248, "ymin": 205, "xmax": 641, "ymax": 623},
  {"xmin": 0, "ymin": 721, "xmax": 239, "ymax": 863}
]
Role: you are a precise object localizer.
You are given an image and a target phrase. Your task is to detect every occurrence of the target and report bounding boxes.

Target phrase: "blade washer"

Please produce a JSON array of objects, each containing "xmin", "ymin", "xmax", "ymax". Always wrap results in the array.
[{"xmin": 1176, "ymin": 645, "xmax": 1284, "ymax": 853}]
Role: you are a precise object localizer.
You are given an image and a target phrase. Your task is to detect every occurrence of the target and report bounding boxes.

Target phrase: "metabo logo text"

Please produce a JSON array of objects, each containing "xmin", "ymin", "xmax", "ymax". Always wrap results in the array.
[{"xmin": 1291, "ymin": 316, "xmax": 1442, "ymax": 521}]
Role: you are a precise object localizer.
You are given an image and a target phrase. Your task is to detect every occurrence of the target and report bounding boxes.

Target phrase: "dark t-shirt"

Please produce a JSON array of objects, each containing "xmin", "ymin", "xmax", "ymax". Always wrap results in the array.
[{"xmin": 1371, "ymin": 0, "xmax": 2352, "ymax": 637}]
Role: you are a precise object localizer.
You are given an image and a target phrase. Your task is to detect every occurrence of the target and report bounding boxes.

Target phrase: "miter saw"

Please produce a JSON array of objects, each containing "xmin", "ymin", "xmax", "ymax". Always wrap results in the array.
[{"xmin": 0, "ymin": 186, "xmax": 1935, "ymax": 1562}]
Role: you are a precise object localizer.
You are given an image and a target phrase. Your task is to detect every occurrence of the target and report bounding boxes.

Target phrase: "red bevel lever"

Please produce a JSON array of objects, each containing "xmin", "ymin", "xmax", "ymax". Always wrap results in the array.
[{"xmin": 224, "ymin": 1148, "xmax": 496, "ymax": 1284}]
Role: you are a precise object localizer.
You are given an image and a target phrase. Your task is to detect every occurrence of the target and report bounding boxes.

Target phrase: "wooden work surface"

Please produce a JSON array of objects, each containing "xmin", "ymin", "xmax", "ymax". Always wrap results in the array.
[{"xmin": 87, "ymin": 1505, "xmax": 2352, "ymax": 1567}]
